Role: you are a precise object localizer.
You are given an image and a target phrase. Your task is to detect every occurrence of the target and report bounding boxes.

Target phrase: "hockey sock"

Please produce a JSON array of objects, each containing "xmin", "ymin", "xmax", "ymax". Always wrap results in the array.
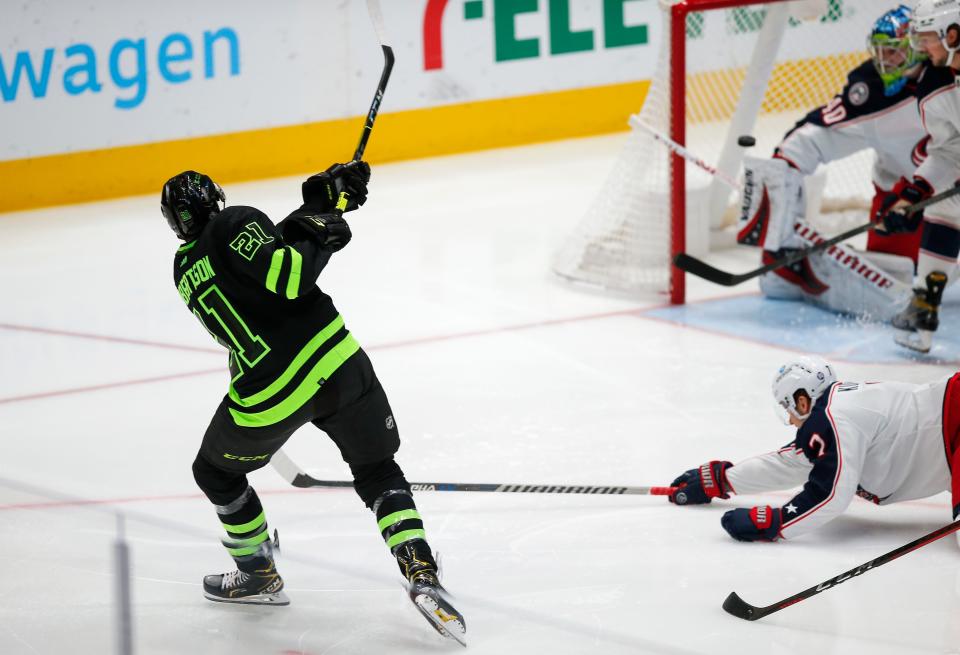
[
  {"xmin": 215, "ymin": 485, "xmax": 273, "ymax": 572},
  {"xmin": 376, "ymin": 490, "xmax": 437, "ymax": 580},
  {"xmin": 351, "ymin": 457, "xmax": 436, "ymax": 575},
  {"xmin": 373, "ymin": 489, "xmax": 428, "ymax": 553},
  {"xmin": 918, "ymin": 219, "xmax": 960, "ymax": 285}
]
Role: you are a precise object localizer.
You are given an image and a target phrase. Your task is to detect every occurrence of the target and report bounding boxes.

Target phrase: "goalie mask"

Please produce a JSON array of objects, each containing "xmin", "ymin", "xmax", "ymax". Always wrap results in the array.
[
  {"xmin": 161, "ymin": 171, "xmax": 225, "ymax": 240},
  {"xmin": 869, "ymin": 5, "xmax": 925, "ymax": 96},
  {"xmin": 771, "ymin": 356, "xmax": 837, "ymax": 425}
]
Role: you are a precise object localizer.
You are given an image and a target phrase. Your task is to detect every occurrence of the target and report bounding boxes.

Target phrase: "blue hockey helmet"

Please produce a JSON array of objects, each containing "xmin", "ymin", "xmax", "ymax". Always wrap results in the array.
[
  {"xmin": 161, "ymin": 171, "xmax": 225, "ymax": 240},
  {"xmin": 868, "ymin": 5, "xmax": 925, "ymax": 96}
]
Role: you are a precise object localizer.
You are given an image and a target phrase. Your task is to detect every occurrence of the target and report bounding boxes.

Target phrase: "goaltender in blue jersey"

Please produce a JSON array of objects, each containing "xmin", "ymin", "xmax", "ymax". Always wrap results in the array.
[{"xmin": 738, "ymin": 5, "xmax": 928, "ymax": 323}]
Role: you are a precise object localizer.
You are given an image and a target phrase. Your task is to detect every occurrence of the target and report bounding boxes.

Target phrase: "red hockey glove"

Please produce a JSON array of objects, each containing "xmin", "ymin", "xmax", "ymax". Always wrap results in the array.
[
  {"xmin": 668, "ymin": 461, "xmax": 733, "ymax": 505},
  {"xmin": 721, "ymin": 505, "xmax": 782, "ymax": 542},
  {"xmin": 874, "ymin": 176, "xmax": 932, "ymax": 234}
]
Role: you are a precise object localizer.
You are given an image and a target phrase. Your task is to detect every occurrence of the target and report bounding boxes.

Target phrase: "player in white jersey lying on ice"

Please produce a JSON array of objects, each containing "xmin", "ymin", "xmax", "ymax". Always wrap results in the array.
[
  {"xmin": 872, "ymin": 0, "xmax": 960, "ymax": 353},
  {"xmin": 666, "ymin": 356, "xmax": 960, "ymax": 543},
  {"xmin": 738, "ymin": 5, "xmax": 927, "ymax": 322}
]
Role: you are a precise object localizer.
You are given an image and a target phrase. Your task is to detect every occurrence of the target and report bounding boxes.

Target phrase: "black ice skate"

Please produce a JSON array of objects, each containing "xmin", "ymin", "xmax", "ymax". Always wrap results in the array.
[
  {"xmin": 892, "ymin": 271, "xmax": 947, "ymax": 354},
  {"xmin": 395, "ymin": 541, "xmax": 466, "ymax": 646},
  {"xmin": 202, "ymin": 558, "xmax": 289, "ymax": 606}
]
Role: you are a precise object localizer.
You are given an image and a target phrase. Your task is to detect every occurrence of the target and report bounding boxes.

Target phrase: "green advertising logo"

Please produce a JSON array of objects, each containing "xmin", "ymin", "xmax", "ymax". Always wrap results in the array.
[{"xmin": 423, "ymin": 0, "xmax": 649, "ymax": 70}]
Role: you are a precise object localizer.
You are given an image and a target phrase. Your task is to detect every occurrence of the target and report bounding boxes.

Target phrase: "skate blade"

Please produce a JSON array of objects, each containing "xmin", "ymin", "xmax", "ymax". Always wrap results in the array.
[
  {"xmin": 413, "ymin": 592, "xmax": 466, "ymax": 647},
  {"xmin": 894, "ymin": 327, "xmax": 932, "ymax": 353},
  {"xmin": 203, "ymin": 589, "xmax": 290, "ymax": 606}
]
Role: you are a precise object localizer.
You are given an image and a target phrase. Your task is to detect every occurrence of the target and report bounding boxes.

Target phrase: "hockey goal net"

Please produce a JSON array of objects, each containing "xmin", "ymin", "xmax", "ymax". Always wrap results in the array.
[{"xmin": 553, "ymin": 0, "xmax": 879, "ymax": 303}]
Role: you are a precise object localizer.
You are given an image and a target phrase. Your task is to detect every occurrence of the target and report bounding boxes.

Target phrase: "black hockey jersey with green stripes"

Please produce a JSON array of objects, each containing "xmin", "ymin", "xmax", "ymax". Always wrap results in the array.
[{"xmin": 173, "ymin": 205, "xmax": 359, "ymax": 428}]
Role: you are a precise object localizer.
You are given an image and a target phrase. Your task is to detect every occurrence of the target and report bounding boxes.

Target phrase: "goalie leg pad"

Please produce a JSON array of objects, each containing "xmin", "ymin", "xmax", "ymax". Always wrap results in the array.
[
  {"xmin": 737, "ymin": 156, "xmax": 806, "ymax": 251},
  {"xmin": 760, "ymin": 220, "xmax": 912, "ymax": 321}
]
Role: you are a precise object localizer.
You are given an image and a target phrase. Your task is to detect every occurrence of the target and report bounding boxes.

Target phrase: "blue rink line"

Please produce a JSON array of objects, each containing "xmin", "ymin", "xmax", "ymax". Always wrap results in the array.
[{"xmin": 644, "ymin": 287, "xmax": 960, "ymax": 365}]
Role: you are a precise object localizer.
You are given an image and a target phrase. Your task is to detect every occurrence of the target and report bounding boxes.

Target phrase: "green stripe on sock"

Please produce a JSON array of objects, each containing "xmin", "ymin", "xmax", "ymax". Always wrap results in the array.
[
  {"xmin": 386, "ymin": 529, "xmax": 426, "ymax": 550},
  {"xmin": 266, "ymin": 249, "xmax": 285, "ymax": 293},
  {"xmin": 285, "ymin": 248, "xmax": 303, "ymax": 299},
  {"xmin": 377, "ymin": 509, "xmax": 421, "ymax": 532},
  {"xmin": 222, "ymin": 511, "xmax": 266, "ymax": 535},
  {"xmin": 224, "ymin": 529, "xmax": 271, "ymax": 556}
]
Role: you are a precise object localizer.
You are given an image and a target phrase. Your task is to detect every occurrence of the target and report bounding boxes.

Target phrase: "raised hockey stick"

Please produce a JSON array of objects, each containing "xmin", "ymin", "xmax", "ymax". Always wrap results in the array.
[
  {"xmin": 270, "ymin": 450, "xmax": 675, "ymax": 496},
  {"xmin": 723, "ymin": 519, "xmax": 960, "ymax": 621},
  {"xmin": 334, "ymin": 0, "xmax": 394, "ymax": 213},
  {"xmin": 629, "ymin": 115, "xmax": 741, "ymax": 190},
  {"xmin": 675, "ymin": 183, "xmax": 960, "ymax": 287}
]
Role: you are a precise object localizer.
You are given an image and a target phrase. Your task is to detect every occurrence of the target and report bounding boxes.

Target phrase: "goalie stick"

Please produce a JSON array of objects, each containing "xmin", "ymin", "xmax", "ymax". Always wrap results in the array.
[
  {"xmin": 723, "ymin": 519, "xmax": 960, "ymax": 622},
  {"xmin": 334, "ymin": 0, "xmax": 394, "ymax": 214},
  {"xmin": 675, "ymin": 183, "xmax": 960, "ymax": 287},
  {"xmin": 270, "ymin": 450, "xmax": 675, "ymax": 496}
]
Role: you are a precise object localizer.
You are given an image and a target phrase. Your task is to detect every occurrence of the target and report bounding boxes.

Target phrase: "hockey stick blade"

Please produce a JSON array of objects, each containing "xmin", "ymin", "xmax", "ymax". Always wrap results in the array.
[
  {"xmin": 271, "ymin": 450, "xmax": 674, "ymax": 495},
  {"xmin": 722, "ymin": 592, "xmax": 766, "ymax": 621},
  {"xmin": 673, "ymin": 253, "xmax": 749, "ymax": 287},
  {"xmin": 675, "ymin": 183, "xmax": 960, "ymax": 288},
  {"xmin": 723, "ymin": 519, "xmax": 960, "ymax": 622}
]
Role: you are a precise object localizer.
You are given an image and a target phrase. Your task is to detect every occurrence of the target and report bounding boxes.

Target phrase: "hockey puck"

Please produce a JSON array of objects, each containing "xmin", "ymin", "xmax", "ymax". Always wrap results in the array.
[{"xmin": 737, "ymin": 135, "xmax": 757, "ymax": 147}]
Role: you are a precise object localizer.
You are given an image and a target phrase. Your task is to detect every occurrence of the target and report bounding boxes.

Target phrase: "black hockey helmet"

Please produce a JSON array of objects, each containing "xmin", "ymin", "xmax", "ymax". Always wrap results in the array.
[{"xmin": 161, "ymin": 171, "xmax": 225, "ymax": 240}]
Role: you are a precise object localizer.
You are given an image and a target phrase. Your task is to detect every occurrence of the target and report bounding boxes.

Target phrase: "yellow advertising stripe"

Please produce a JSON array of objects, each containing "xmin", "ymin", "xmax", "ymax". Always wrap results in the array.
[
  {"xmin": 0, "ymin": 79, "xmax": 651, "ymax": 214},
  {"xmin": 0, "ymin": 49, "xmax": 866, "ymax": 215}
]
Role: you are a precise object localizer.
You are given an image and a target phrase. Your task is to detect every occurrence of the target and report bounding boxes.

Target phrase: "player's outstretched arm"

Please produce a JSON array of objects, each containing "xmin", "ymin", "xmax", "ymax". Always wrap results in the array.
[
  {"xmin": 723, "ymin": 413, "xmax": 864, "ymax": 543},
  {"xmin": 668, "ymin": 461, "xmax": 733, "ymax": 505},
  {"xmin": 724, "ymin": 446, "xmax": 811, "ymax": 495}
]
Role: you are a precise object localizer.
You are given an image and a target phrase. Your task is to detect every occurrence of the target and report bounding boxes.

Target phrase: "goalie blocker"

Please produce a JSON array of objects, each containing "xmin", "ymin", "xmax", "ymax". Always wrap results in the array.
[{"xmin": 737, "ymin": 156, "xmax": 913, "ymax": 321}]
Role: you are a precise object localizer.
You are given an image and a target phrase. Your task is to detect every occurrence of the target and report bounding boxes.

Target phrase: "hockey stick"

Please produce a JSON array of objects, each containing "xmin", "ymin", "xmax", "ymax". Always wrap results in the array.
[
  {"xmin": 629, "ymin": 115, "xmax": 741, "ymax": 190},
  {"xmin": 334, "ymin": 0, "xmax": 394, "ymax": 213},
  {"xmin": 723, "ymin": 519, "xmax": 960, "ymax": 621},
  {"xmin": 675, "ymin": 183, "xmax": 960, "ymax": 287},
  {"xmin": 270, "ymin": 450, "xmax": 675, "ymax": 496}
]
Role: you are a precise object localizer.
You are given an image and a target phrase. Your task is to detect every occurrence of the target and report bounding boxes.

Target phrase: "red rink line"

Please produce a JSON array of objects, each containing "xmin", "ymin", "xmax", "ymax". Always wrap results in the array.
[
  {"xmin": 0, "ymin": 368, "xmax": 225, "ymax": 405},
  {"xmin": 0, "ymin": 322, "xmax": 222, "ymax": 355},
  {"xmin": 0, "ymin": 486, "xmax": 336, "ymax": 512},
  {"xmin": 0, "ymin": 484, "xmax": 948, "ymax": 513},
  {"xmin": 0, "ymin": 305, "xmax": 652, "ymax": 356},
  {"xmin": 9, "ymin": 293, "xmax": 941, "ymax": 408},
  {"xmin": 0, "ymin": 306, "xmax": 653, "ymax": 405},
  {"xmin": 365, "ymin": 305, "xmax": 652, "ymax": 351}
]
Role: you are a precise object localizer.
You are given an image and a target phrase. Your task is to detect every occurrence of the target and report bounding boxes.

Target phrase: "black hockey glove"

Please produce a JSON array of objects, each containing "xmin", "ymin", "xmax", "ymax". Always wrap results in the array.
[
  {"xmin": 301, "ymin": 161, "xmax": 371, "ymax": 213},
  {"xmin": 281, "ymin": 213, "xmax": 352, "ymax": 252},
  {"xmin": 874, "ymin": 176, "xmax": 931, "ymax": 234}
]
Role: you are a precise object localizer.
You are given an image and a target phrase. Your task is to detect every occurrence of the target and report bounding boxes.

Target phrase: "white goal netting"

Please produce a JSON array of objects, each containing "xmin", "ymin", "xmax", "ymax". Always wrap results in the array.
[{"xmin": 553, "ymin": 0, "xmax": 879, "ymax": 300}]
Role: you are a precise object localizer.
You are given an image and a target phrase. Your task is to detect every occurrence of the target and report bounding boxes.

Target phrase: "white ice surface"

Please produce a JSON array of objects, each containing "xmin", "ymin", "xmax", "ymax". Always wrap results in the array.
[{"xmin": 2, "ymin": 134, "xmax": 959, "ymax": 655}]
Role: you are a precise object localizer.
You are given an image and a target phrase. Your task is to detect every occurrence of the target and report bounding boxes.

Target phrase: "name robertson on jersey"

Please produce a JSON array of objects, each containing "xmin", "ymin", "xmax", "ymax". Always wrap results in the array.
[{"xmin": 177, "ymin": 255, "xmax": 216, "ymax": 303}]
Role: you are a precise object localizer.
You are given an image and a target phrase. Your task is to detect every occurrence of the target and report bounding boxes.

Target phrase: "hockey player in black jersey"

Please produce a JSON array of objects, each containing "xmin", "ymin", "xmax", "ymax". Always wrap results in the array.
[{"xmin": 161, "ymin": 166, "xmax": 465, "ymax": 644}]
